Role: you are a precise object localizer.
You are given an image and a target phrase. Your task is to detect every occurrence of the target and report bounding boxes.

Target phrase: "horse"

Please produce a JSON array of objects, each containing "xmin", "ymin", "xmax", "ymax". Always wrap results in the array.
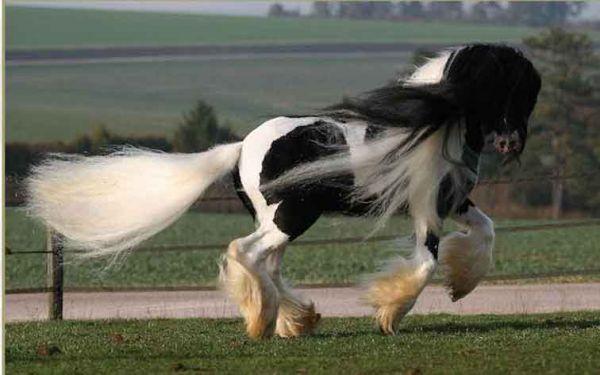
[{"xmin": 26, "ymin": 43, "xmax": 541, "ymax": 339}]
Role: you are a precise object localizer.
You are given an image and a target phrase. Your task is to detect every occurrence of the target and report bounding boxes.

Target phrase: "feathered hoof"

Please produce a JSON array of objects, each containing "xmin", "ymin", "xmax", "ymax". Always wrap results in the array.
[
  {"xmin": 275, "ymin": 299, "xmax": 321, "ymax": 338},
  {"xmin": 373, "ymin": 301, "xmax": 415, "ymax": 335},
  {"xmin": 445, "ymin": 279, "xmax": 476, "ymax": 302},
  {"xmin": 364, "ymin": 258, "xmax": 429, "ymax": 335},
  {"xmin": 366, "ymin": 282, "xmax": 417, "ymax": 335},
  {"xmin": 439, "ymin": 232, "xmax": 492, "ymax": 302},
  {"xmin": 220, "ymin": 241, "xmax": 279, "ymax": 340},
  {"xmin": 440, "ymin": 260, "xmax": 475, "ymax": 301},
  {"xmin": 245, "ymin": 309, "xmax": 278, "ymax": 340}
]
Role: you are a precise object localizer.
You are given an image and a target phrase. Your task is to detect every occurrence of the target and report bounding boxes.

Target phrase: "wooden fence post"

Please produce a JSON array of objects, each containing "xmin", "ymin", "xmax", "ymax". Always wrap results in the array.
[{"xmin": 46, "ymin": 229, "xmax": 64, "ymax": 320}]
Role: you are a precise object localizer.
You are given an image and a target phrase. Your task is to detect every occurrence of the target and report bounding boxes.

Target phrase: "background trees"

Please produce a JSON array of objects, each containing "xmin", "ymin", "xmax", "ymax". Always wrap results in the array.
[
  {"xmin": 507, "ymin": 2, "xmax": 585, "ymax": 27},
  {"xmin": 520, "ymin": 28, "xmax": 600, "ymax": 217},
  {"xmin": 299, "ymin": 1, "xmax": 587, "ymax": 26},
  {"xmin": 6, "ymin": 100, "xmax": 238, "ymax": 179},
  {"xmin": 172, "ymin": 100, "xmax": 238, "ymax": 153}
]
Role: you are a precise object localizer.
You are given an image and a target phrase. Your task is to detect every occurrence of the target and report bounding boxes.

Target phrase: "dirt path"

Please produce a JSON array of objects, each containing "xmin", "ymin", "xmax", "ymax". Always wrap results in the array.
[{"xmin": 6, "ymin": 283, "xmax": 600, "ymax": 323}]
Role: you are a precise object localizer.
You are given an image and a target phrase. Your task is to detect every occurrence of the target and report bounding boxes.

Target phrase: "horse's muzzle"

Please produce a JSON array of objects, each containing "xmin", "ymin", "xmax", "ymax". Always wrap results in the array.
[{"xmin": 493, "ymin": 131, "xmax": 521, "ymax": 154}]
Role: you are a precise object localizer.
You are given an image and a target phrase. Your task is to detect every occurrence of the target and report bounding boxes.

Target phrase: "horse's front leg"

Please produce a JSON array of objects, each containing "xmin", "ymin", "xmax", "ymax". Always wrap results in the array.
[
  {"xmin": 365, "ymin": 223, "xmax": 440, "ymax": 335},
  {"xmin": 438, "ymin": 199, "xmax": 495, "ymax": 301}
]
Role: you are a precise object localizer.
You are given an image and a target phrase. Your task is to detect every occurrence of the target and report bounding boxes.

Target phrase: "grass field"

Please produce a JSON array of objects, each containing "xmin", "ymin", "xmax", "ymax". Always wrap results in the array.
[
  {"xmin": 6, "ymin": 208, "xmax": 600, "ymax": 290},
  {"xmin": 6, "ymin": 312, "xmax": 600, "ymax": 373},
  {"xmin": 6, "ymin": 54, "xmax": 408, "ymax": 142},
  {"xmin": 6, "ymin": 6, "xmax": 552, "ymax": 49}
]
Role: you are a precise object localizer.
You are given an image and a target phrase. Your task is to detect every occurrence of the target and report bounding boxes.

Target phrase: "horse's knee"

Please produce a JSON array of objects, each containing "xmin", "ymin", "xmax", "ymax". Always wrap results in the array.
[
  {"xmin": 233, "ymin": 229, "xmax": 288, "ymax": 266},
  {"xmin": 478, "ymin": 217, "xmax": 495, "ymax": 244},
  {"xmin": 463, "ymin": 205, "xmax": 495, "ymax": 243}
]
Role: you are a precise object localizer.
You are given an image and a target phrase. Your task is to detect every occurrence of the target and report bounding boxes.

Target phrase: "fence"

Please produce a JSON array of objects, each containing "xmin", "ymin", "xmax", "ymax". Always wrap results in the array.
[{"xmin": 5, "ymin": 173, "xmax": 600, "ymax": 320}]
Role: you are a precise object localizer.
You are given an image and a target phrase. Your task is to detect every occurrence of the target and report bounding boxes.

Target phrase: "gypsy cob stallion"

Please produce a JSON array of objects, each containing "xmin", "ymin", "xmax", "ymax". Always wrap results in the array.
[{"xmin": 26, "ymin": 44, "xmax": 541, "ymax": 338}]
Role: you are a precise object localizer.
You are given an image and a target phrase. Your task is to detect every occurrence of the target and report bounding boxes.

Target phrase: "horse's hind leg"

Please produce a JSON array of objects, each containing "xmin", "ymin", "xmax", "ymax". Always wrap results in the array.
[
  {"xmin": 266, "ymin": 247, "xmax": 321, "ymax": 338},
  {"xmin": 365, "ymin": 222, "xmax": 438, "ymax": 335},
  {"xmin": 220, "ymin": 228, "xmax": 287, "ymax": 339}
]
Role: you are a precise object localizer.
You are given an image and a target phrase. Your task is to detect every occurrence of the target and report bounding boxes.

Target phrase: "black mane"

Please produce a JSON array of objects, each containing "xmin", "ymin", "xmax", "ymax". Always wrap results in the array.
[
  {"xmin": 323, "ymin": 83, "xmax": 462, "ymax": 130},
  {"xmin": 319, "ymin": 44, "xmax": 541, "ymax": 158}
]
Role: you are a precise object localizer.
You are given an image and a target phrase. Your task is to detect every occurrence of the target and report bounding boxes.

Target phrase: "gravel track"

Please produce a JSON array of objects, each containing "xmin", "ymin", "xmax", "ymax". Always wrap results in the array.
[{"xmin": 7, "ymin": 282, "xmax": 600, "ymax": 323}]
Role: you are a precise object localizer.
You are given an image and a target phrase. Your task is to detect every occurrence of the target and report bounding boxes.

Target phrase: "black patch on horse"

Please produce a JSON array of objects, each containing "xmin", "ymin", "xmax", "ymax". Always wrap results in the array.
[
  {"xmin": 424, "ymin": 232, "xmax": 440, "ymax": 259},
  {"xmin": 260, "ymin": 121, "xmax": 356, "ymax": 239},
  {"xmin": 456, "ymin": 198, "xmax": 475, "ymax": 216},
  {"xmin": 365, "ymin": 124, "xmax": 385, "ymax": 140}
]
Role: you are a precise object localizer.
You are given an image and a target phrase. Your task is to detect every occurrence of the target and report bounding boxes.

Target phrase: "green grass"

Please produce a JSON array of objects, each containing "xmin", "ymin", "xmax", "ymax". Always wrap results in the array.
[
  {"xmin": 6, "ymin": 6, "xmax": 553, "ymax": 49},
  {"xmin": 6, "ymin": 54, "xmax": 408, "ymax": 142},
  {"xmin": 6, "ymin": 312, "xmax": 600, "ymax": 374},
  {"xmin": 6, "ymin": 208, "xmax": 600, "ymax": 290}
]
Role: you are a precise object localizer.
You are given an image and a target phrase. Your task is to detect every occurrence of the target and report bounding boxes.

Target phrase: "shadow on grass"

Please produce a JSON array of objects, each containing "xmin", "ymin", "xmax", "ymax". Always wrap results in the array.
[
  {"xmin": 399, "ymin": 316, "xmax": 600, "ymax": 335},
  {"xmin": 206, "ymin": 315, "xmax": 600, "ymax": 340},
  {"xmin": 309, "ymin": 329, "xmax": 377, "ymax": 339}
]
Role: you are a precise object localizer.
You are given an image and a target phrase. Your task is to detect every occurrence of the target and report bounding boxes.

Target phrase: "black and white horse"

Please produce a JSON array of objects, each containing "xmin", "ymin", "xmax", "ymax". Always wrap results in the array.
[{"xmin": 27, "ymin": 44, "xmax": 541, "ymax": 338}]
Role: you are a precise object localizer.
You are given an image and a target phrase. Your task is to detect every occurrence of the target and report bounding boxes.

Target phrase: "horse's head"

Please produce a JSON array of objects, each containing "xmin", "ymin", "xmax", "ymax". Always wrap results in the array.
[{"xmin": 445, "ymin": 44, "xmax": 542, "ymax": 157}]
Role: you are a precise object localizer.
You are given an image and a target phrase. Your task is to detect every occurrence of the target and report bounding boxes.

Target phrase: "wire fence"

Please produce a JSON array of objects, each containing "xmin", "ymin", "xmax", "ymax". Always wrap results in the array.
[
  {"xmin": 7, "ymin": 218, "xmax": 600, "ymax": 256},
  {"xmin": 5, "ymin": 173, "xmax": 600, "ymax": 319},
  {"xmin": 477, "ymin": 172, "xmax": 597, "ymax": 185},
  {"xmin": 7, "ymin": 267, "xmax": 600, "ymax": 295},
  {"xmin": 4, "ymin": 172, "xmax": 595, "ymax": 207}
]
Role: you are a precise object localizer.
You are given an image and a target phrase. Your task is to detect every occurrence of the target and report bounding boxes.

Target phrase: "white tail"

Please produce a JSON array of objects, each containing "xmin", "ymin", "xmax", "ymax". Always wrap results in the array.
[{"xmin": 26, "ymin": 142, "xmax": 243, "ymax": 258}]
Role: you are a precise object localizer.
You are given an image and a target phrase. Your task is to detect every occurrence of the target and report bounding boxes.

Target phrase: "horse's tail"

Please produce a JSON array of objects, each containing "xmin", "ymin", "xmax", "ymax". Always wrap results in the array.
[{"xmin": 25, "ymin": 142, "xmax": 243, "ymax": 259}]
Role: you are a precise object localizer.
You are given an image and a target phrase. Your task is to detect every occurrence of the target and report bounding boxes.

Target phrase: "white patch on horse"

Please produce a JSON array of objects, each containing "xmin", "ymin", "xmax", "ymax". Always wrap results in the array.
[
  {"xmin": 404, "ymin": 51, "xmax": 453, "ymax": 86},
  {"xmin": 338, "ymin": 121, "xmax": 369, "ymax": 185}
]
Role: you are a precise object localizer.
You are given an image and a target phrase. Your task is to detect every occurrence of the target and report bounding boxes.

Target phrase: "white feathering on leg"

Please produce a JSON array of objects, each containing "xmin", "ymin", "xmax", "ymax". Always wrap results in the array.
[
  {"xmin": 439, "ymin": 206, "xmax": 495, "ymax": 301},
  {"xmin": 219, "ymin": 239, "xmax": 280, "ymax": 339},
  {"xmin": 365, "ymin": 237, "xmax": 436, "ymax": 335}
]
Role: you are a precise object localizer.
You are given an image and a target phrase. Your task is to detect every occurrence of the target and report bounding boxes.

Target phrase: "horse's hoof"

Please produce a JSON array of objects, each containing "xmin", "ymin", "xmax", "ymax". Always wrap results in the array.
[{"xmin": 276, "ymin": 301, "xmax": 321, "ymax": 338}]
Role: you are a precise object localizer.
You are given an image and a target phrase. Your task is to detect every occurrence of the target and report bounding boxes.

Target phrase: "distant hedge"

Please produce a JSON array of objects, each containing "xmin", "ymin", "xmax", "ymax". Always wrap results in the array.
[
  {"xmin": 6, "ymin": 131, "xmax": 173, "ymax": 179},
  {"xmin": 6, "ymin": 100, "xmax": 239, "ymax": 179}
]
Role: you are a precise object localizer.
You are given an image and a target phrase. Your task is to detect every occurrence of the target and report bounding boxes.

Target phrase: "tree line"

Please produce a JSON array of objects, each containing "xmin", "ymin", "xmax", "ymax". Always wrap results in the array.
[
  {"xmin": 518, "ymin": 28, "xmax": 599, "ymax": 217},
  {"xmin": 270, "ymin": 1, "xmax": 587, "ymax": 27}
]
